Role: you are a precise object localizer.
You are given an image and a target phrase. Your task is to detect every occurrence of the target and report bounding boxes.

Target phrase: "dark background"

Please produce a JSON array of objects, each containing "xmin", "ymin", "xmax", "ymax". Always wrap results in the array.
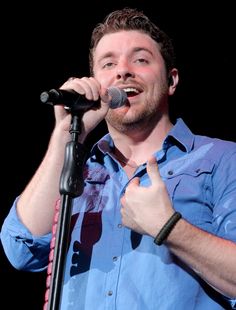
[{"xmin": 0, "ymin": 1, "xmax": 235, "ymax": 309}]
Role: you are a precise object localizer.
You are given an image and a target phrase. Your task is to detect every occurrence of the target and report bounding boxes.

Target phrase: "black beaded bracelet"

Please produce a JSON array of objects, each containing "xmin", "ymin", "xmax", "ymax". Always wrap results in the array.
[{"xmin": 154, "ymin": 211, "xmax": 182, "ymax": 246}]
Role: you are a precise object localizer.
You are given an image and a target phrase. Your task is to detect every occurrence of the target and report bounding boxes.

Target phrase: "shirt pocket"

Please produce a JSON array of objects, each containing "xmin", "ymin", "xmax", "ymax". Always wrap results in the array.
[{"xmin": 162, "ymin": 159, "xmax": 215, "ymax": 230}]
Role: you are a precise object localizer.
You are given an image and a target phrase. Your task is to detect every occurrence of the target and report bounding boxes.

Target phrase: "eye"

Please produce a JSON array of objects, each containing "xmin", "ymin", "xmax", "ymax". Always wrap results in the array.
[
  {"xmin": 135, "ymin": 58, "xmax": 149, "ymax": 64},
  {"xmin": 102, "ymin": 62, "xmax": 115, "ymax": 69}
]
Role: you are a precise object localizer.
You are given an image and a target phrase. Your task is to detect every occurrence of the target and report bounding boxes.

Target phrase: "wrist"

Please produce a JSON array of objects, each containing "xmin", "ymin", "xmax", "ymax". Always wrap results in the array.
[{"xmin": 154, "ymin": 211, "xmax": 182, "ymax": 246}]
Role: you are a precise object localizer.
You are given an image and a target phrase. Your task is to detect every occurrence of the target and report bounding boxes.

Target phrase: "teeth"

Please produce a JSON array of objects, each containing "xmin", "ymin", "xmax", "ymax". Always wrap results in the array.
[{"xmin": 123, "ymin": 88, "xmax": 139, "ymax": 94}]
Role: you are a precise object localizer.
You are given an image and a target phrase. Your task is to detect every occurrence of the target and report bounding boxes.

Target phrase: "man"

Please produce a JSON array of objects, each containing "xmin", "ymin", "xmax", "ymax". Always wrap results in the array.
[{"xmin": 1, "ymin": 7, "xmax": 236, "ymax": 309}]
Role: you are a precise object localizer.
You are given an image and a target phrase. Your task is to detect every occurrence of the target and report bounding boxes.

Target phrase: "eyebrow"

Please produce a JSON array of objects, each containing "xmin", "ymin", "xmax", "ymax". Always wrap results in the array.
[
  {"xmin": 132, "ymin": 47, "xmax": 154, "ymax": 56},
  {"xmin": 96, "ymin": 47, "xmax": 154, "ymax": 63}
]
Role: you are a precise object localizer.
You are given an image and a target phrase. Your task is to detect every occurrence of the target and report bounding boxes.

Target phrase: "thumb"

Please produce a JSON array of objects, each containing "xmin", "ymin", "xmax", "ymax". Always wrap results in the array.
[{"xmin": 146, "ymin": 156, "xmax": 161, "ymax": 184}]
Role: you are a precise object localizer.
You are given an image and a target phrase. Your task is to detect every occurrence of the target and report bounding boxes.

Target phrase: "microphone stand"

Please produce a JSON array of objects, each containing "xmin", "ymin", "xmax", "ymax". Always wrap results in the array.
[{"xmin": 44, "ymin": 111, "xmax": 88, "ymax": 310}]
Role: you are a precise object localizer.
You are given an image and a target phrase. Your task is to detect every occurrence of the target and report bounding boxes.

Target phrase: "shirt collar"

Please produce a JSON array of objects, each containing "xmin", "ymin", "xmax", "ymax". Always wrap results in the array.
[
  {"xmin": 91, "ymin": 118, "xmax": 195, "ymax": 159},
  {"xmin": 89, "ymin": 134, "xmax": 113, "ymax": 164},
  {"xmin": 166, "ymin": 118, "xmax": 195, "ymax": 153}
]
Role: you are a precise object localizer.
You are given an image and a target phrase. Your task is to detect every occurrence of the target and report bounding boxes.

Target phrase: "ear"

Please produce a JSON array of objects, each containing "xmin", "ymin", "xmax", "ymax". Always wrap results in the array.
[{"xmin": 168, "ymin": 68, "xmax": 179, "ymax": 95}]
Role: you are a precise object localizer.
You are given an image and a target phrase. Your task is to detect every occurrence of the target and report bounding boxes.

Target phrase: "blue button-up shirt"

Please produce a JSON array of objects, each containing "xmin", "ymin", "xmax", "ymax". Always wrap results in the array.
[{"xmin": 1, "ymin": 118, "xmax": 236, "ymax": 309}]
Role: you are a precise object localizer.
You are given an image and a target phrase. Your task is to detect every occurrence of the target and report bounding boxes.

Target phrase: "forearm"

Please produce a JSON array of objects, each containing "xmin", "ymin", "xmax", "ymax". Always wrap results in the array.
[
  {"xmin": 17, "ymin": 129, "xmax": 69, "ymax": 236},
  {"xmin": 166, "ymin": 219, "xmax": 236, "ymax": 298}
]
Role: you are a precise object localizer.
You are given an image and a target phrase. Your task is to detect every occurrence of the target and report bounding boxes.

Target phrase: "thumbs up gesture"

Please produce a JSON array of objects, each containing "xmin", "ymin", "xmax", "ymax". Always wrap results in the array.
[{"xmin": 120, "ymin": 156, "xmax": 175, "ymax": 237}]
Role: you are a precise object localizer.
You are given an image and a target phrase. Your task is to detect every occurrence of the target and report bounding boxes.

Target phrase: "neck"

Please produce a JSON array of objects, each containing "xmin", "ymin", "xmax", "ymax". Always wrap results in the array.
[
  {"xmin": 112, "ymin": 149, "xmax": 139, "ymax": 168},
  {"xmin": 109, "ymin": 116, "xmax": 173, "ymax": 164}
]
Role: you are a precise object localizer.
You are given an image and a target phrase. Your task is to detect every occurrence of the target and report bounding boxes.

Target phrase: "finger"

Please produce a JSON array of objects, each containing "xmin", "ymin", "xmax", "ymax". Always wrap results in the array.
[
  {"xmin": 146, "ymin": 156, "xmax": 161, "ymax": 184},
  {"xmin": 61, "ymin": 77, "xmax": 99, "ymax": 101},
  {"xmin": 78, "ymin": 77, "xmax": 99, "ymax": 100},
  {"xmin": 131, "ymin": 177, "xmax": 140, "ymax": 185},
  {"xmin": 127, "ymin": 177, "xmax": 140, "ymax": 189},
  {"xmin": 67, "ymin": 76, "xmax": 77, "ymax": 81},
  {"xmin": 54, "ymin": 105, "xmax": 70, "ymax": 120},
  {"xmin": 87, "ymin": 77, "xmax": 101, "ymax": 99},
  {"xmin": 120, "ymin": 195, "xmax": 126, "ymax": 206}
]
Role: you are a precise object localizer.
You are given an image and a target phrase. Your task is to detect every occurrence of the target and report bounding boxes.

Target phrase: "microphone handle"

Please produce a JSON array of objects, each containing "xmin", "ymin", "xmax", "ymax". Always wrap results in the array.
[{"xmin": 40, "ymin": 89, "xmax": 100, "ymax": 111}]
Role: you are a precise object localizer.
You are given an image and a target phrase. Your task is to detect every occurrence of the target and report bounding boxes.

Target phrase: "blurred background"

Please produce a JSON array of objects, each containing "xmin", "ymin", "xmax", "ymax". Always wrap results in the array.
[{"xmin": 1, "ymin": 1, "xmax": 235, "ymax": 309}]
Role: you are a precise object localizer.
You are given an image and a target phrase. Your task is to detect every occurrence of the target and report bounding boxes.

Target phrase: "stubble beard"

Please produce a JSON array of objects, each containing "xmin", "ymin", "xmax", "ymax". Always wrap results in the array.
[{"xmin": 105, "ymin": 98, "xmax": 164, "ymax": 134}]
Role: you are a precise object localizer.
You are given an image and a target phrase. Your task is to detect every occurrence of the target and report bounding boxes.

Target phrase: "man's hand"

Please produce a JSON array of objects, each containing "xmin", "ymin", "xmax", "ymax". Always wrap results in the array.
[{"xmin": 120, "ymin": 156, "xmax": 174, "ymax": 237}]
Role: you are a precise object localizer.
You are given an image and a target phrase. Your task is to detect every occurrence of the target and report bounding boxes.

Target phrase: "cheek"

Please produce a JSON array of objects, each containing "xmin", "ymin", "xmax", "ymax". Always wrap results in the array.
[{"xmin": 94, "ymin": 72, "xmax": 112, "ymax": 89}]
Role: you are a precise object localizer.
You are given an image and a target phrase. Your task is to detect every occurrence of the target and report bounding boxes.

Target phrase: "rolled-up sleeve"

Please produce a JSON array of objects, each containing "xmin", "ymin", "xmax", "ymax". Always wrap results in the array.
[{"xmin": 1, "ymin": 199, "xmax": 51, "ymax": 272}]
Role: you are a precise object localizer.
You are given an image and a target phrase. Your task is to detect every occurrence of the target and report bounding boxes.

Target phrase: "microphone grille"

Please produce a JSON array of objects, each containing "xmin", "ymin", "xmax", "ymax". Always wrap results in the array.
[{"xmin": 107, "ymin": 87, "xmax": 127, "ymax": 109}]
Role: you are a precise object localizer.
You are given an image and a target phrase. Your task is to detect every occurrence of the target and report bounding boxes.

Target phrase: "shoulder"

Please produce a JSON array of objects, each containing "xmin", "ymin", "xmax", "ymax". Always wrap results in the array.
[
  {"xmin": 193, "ymin": 135, "xmax": 236, "ymax": 168},
  {"xmin": 195, "ymin": 134, "xmax": 236, "ymax": 152}
]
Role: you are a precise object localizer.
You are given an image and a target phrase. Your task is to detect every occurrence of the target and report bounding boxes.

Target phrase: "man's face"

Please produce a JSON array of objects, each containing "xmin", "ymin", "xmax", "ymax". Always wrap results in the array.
[{"xmin": 93, "ymin": 30, "xmax": 170, "ymax": 133}]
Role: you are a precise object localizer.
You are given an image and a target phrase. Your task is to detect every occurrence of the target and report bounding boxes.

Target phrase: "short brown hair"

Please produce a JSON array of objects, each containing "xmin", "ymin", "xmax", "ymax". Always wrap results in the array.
[{"xmin": 89, "ymin": 7, "xmax": 176, "ymax": 75}]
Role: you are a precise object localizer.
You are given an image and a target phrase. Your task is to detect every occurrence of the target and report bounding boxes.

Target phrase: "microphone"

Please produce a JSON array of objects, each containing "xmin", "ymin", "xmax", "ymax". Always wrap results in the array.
[{"xmin": 40, "ymin": 87, "xmax": 127, "ymax": 111}]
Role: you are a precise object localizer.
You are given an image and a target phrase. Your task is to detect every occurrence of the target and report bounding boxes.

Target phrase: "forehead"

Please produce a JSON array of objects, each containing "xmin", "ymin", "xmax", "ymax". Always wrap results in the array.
[{"xmin": 94, "ymin": 30, "xmax": 160, "ymax": 58}]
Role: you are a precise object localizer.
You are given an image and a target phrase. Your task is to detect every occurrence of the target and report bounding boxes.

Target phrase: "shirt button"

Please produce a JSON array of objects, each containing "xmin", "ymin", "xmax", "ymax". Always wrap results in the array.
[
  {"xmin": 168, "ymin": 170, "xmax": 173, "ymax": 175},
  {"xmin": 113, "ymin": 256, "xmax": 118, "ymax": 262},
  {"xmin": 108, "ymin": 290, "xmax": 113, "ymax": 296},
  {"xmin": 117, "ymin": 224, "xmax": 122, "ymax": 228}
]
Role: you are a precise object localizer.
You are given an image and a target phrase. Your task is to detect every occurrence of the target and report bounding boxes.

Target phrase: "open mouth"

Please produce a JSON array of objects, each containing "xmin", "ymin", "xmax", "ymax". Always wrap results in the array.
[{"xmin": 123, "ymin": 87, "xmax": 141, "ymax": 98}]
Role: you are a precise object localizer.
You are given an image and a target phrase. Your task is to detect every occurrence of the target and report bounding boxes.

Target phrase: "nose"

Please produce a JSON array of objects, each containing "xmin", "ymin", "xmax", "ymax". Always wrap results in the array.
[{"xmin": 116, "ymin": 61, "xmax": 135, "ymax": 80}]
